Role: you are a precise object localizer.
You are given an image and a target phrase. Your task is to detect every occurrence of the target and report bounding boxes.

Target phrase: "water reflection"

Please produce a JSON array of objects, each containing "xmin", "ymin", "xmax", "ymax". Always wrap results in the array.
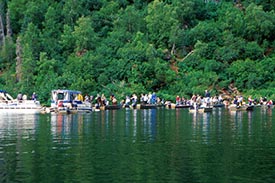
[
  {"xmin": 0, "ymin": 108, "xmax": 274, "ymax": 183},
  {"xmin": 189, "ymin": 112, "xmax": 212, "ymax": 144},
  {"xmin": 49, "ymin": 109, "xmax": 158, "ymax": 144}
]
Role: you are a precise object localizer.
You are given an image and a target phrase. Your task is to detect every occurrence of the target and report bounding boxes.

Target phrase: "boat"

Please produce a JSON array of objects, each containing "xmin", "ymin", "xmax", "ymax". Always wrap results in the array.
[
  {"xmin": 0, "ymin": 90, "xmax": 42, "ymax": 114},
  {"xmin": 49, "ymin": 90, "xmax": 92, "ymax": 114},
  {"xmin": 138, "ymin": 104, "xmax": 158, "ymax": 109},
  {"xmin": 261, "ymin": 104, "xmax": 274, "ymax": 110},
  {"xmin": 175, "ymin": 104, "xmax": 191, "ymax": 109},
  {"xmin": 165, "ymin": 102, "xmax": 190, "ymax": 109},
  {"xmin": 127, "ymin": 103, "xmax": 159, "ymax": 109},
  {"xmin": 212, "ymin": 103, "xmax": 225, "ymax": 108},
  {"xmin": 97, "ymin": 105, "xmax": 122, "ymax": 110},
  {"xmin": 228, "ymin": 104, "xmax": 254, "ymax": 111}
]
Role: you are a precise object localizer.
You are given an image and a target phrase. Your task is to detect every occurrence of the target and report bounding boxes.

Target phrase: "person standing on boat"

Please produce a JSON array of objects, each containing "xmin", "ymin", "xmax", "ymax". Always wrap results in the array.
[
  {"xmin": 131, "ymin": 94, "xmax": 138, "ymax": 107},
  {"xmin": 151, "ymin": 92, "xmax": 157, "ymax": 104},
  {"xmin": 84, "ymin": 94, "xmax": 90, "ymax": 103},
  {"xmin": 17, "ymin": 92, "xmax": 23, "ymax": 101},
  {"xmin": 237, "ymin": 96, "xmax": 243, "ymax": 106},
  {"xmin": 95, "ymin": 94, "xmax": 102, "ymax": 109},
  {"xmin": 22, "ymin": 94, "xmax": 27, "ymax": 101},
  {"xmin": 205, "ymin": 90, "xmax": 211, "ymax": 106},
  {"xmin": 110, "ymin": 94, "xmax": 117, "ymax": 105},
  {"xmin": 248, "ymin": 96, "xmax": 253, "ymax": 105},
  {"xmin": 125, "ymin": 96, "xmax": 131, "ymax": 107},
  {"xmin": 77, "ymin": 93, "xmax": 83, "ymax": 101},
  {"xmin": 32, "ymin": 92, "xmax": 37, "ymax": 101},
  {"xmin": 176, "ymin": 96, "xmax": 181, "ymax": 105},
  {"xmin": 267, "ymin": 100, "xmax": 273, "ymax": 108},
  {"xmin": 140, "ymin": 94, "xmax": 145, "ymax": 104}
]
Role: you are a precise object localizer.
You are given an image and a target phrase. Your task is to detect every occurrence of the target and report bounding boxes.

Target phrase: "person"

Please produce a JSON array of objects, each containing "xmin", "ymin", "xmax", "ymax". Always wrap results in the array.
[
  {"xmin": 205, "ymin": 90, "xmax": 210, "ymax": 98},
  {"xmin": 205, "ymin": 90, "xmax": 211, "ymax": 106},
  {"xmin": 84, "ymin": 94, "xmax": 90, "ymax": 102},
  {"xmin": 176, "ymin": 96, "xmax": 181, "ymax": 105},
  {"xmin": 77, "ymin": 93, "xmax": 83, "ymax": 101},
  {"xmin": 101, "ymin": 94, "xmax": 107, "ymax": 106},
  {"xmin": 237, "ymin": 96, "xmax": 243, "ymax": 106},
  {"xmin": 267, "ymin": 100, "xmax": 273, "ymax": 108},
  {"xmin": 125, "ymin": 96, "xmax": 131, "ymax": 106},
  {"xmin": 17, "ymin": 92, "xmax": 23, "ymax": 101},
  {"xmin": 22, "ymin": 94, "xmax": 27, "ymax": 100},
  {"xmin": 32, "ymin": 92, "xmax": 37, "ymax": 101},
  {"xmin": 95, "ymin": 94, "xmax": 102, "ymax": 109},
  {"xmin": 248, "ymin": 96, "xmax": 253, "ymax": 105},
  {"xmin": 110, "ymin": 94, "xmax": 117, "ymax": 105},
  {"xmin": 131, "ymin": 94, "xmax": 138, "ymax": 107},
  {"xmin": 151, "ymin": 92, "xmax": 157, "ymax": 104},
  {"xmin": 140, "ymin": 94, "xmax": 145, "ymax": 104}
]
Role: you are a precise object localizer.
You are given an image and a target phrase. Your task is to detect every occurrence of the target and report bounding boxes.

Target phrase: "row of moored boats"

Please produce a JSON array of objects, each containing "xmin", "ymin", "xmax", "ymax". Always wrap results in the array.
[{"xmin": 0, "ymin": 89, "xmax": 273, "ymax": 114}]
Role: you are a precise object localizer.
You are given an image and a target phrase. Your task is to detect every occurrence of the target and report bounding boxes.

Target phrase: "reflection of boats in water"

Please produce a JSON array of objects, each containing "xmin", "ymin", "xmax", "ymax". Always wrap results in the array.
[
  {"xmin": 49, "ymin": 90, "xmax": 92, "ymax": 114},
  {"xmin": 0, "ymin": 90, "xmax": 42, "ymax": 114},
  {"xmin": 189, "ymin": 105, "xmax": 213, "ymax": 113}
]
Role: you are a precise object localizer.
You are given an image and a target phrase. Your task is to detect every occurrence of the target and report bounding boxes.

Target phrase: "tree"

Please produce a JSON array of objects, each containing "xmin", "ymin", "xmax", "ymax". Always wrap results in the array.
[
  {"xmin": 40, "ymin": 4, "xmax": 63, "ymax": 60},
  {"xmin": 72, "ymin": 16, "xmax": 97, "ymax": 53},
  {"xmin": 19, "ymin": 23, "xmax": 41, "ymax": 91},
  {"xmin": 244, "ymin": 3, "xmax": 275, "ymax": 43},
  {"xmin": 145, "ymin": 0, "xmax": 180, "ymax": 49},
  {"xmin": 35, "ymin": 52, "xmax": 58, "ymax": 104}
]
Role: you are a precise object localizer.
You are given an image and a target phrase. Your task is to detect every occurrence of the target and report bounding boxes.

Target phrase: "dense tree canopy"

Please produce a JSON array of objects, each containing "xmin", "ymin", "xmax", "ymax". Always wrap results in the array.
[{"xmin": 1, "ymin": 0, "xmax": 275, "ymax": 104}]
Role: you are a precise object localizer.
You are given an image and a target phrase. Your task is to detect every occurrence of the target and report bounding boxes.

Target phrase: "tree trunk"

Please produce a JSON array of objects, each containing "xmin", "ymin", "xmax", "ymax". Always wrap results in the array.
[
  {"xmin": 16, "ymin": 37, "xmax": 22, "ymax": 82},
  {"xmin": 6, "ymin": 10, "xmax": 12, "ymax": 37},
  {"xmin": 0, "ymin": 13, "xmax": 5, "ymax": 46}
]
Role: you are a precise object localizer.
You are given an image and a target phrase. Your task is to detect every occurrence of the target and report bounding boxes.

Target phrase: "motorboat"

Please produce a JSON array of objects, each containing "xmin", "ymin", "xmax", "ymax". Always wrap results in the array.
[
  {"xmin": 0, "ymin": 90, "xmax": 42, "ymax": 114},
  {"xmin": 49, "ymin": 89, "xmax": 92, "ymax": 114}
]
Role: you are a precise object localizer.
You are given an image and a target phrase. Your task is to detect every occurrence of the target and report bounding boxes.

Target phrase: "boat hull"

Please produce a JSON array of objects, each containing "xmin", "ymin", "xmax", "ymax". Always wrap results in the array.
[
  {"xmin": 228, "ymin": 104, "xmax": 254, "ymax": 111},
  {"xmin": 0, "ymin": 101, "xmax": 42, "ymax": 114}
]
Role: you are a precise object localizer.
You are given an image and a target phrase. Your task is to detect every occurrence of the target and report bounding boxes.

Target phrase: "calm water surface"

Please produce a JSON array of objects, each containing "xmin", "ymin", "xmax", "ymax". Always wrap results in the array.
[{"xmin": 0, "ymin": 108, "xmax": 274, "ymax": 183}]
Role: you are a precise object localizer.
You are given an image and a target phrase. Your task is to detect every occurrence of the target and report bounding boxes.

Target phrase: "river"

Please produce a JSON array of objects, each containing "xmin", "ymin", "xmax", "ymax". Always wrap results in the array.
[{"xmin": 0, "ymin": 107, "xmax": 274, "ymax": 183}]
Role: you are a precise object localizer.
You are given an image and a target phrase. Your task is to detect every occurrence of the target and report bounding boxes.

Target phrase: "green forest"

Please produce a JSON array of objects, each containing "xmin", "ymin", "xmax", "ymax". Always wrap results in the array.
[{"xmin": 1, "ymin": 0, "xmax": 275, "ymax": 105}]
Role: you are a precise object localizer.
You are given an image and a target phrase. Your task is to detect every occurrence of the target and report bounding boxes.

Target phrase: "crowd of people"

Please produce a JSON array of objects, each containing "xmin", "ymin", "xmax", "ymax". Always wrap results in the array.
[
  {"xmin": 82, "ymin": 92, "xmax": 163, "ymax": 109},
  {"xmin": 68, "ymin": 89, "xmax": 274, "ymax": 109},
  {"xmin": 18, "ymin": 89, "xmax": 274, "ymax": 108}
]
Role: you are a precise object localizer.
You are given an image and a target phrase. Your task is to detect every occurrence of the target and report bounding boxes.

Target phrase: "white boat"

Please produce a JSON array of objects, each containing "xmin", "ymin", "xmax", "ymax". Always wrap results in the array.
[
  {"xmin": 49, "ymin": 89, "xmax": 92, "ymax": 114},
  {"xmin": 0, "ymin": 90, "xmax": 42, "ymax": 114}
]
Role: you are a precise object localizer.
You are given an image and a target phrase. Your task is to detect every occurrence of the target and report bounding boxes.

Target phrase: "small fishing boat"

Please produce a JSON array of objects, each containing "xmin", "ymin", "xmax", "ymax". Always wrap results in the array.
[
  {"xmin": 164, "ymin": 101, "xmax": 190, "ymax": 109},
  {"xmin": 175, "ymin": 104, "xmax": 191, "ymax": 109},
  {"xmin": 212, "ymin": 103, "xmax": 225, "ymax": 108},
  {"xmin": 0, "ymin": 90, "xmax": 42, "ymax": 114},
  {"xmin": 49, "ymin": 90, "xmax": 92, "ymax": 114},
  {"xmin": 138, "ymin": 104, "xmax": 158, "ymax": 109},
  {"xmin": 190, "ymin": 107, "xmax": 213, "ymax": 113},
  {"xmin": 128, "ymin": 104, "xmax": 158, "ymax": 109},
  {"xmin": 228, "ymin": 104, "xmax": 254, "ymax": 111},
  {"xmin": 97, "ymin": 105, "xmax": 122, "ymax": 110}
]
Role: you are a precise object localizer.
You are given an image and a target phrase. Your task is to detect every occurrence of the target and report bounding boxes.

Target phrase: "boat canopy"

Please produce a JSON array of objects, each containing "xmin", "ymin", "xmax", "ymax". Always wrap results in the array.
[
  {"xmin": 0, "ymin": 90, "xmax": 14, "ymax": 100},
  {"xmin": 51, "ymin": 90, "xmax": 82, "ymax": 101}
]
